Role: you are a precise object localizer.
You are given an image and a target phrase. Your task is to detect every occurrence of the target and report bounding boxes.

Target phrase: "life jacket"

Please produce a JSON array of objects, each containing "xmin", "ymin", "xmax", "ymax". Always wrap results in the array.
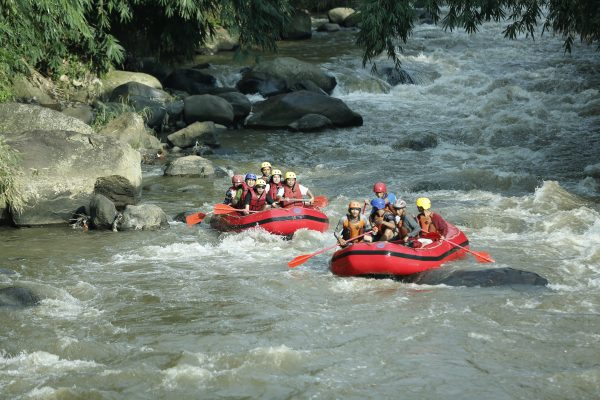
[
  {"xmin": 342, "ymin": 216, "xmax": 366, "ymax": 242},
  {"xmin": 268, "ymin": 182, "xmax": 282, "ymax": 200},
  {"xmin": 370, "ymin": 211, "xmax": 394, "ymax": 233},
  {"xmin": 418, "ymin": 213, "xmax": 438, "ymax": 233},
  {"xmin": 282, "ymin": 183, "xmax": 303, "ymax": 207},
  {"xmin": 249, "ymin": 188, "xmax": 268, "ymax": 211}
]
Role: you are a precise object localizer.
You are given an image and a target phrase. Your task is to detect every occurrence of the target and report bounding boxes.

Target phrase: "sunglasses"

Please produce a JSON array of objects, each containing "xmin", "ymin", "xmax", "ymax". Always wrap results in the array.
[{"xmin": 256, "ymin": 185, "xmax": 266, "ymax": 189}]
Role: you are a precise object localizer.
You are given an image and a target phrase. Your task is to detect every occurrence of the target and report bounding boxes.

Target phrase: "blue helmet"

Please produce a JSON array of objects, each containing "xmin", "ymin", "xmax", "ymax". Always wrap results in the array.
[
  {"xmin": 245, "ymin": 173, "xmax": 257, "ymax": 180},
  {"xmin": 371, "ymin": 198, "xmax": 386, "ymax": 210}
]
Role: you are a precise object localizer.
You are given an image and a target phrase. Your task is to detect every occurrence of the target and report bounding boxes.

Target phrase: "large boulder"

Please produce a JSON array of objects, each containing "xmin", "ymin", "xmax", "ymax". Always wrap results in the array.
[
  {"xmin": 215, "ymin": 92, "xmax": 252, "ymax": 125},
  {"xmin": 245, "ymin": 90, "xmax": 363, "ymax": 130},
  {"xmin": 116, "ymin": 204, "xmax": 169, "ymax": 231},
  {"xmin": 236, "ymin": 57, "xmax": 337, "ymax": 97},
  {"xmin": 94, "ymin": 175, "xmax": 140, "ymax": 209},
  {"xmin": 404, "ymin": 267, "xmax": 548, "ymax": 287},
  {"xmin": 183, "ymin": 95, "xmax": 234, "ymax": 126},
  {"xmin": 281, "ymin": 9, "xmax": 312, "ymax": 40},
  {"xmin": 167, "ymin": 122, "xmax": 219, "ymax": 149},
  {"xmin": 0, "ymin": 103, "xmax": 93, "ymax": 136},
  {"xmin": 200, "ymin": 27, "xmax": 240, "ymax": 53},
  {"xmin": 4, "ymin": 130, "xmax": 141, "ymax": 226},
  {"xmin": 109, "ymin": 82, "xmax": 172, "ymax": 129},
  {"xmin": 98, "ymin": 112, "xmax": 162, "ymax": 150},
  {"xmin": 164, "ymin": 155, "xmax": 215, "ymax": 177},
  {"xmin": 100, "ymin": 70, "xmax": 163, "ymax": 98},
  {"xmin": 328, "ymin": 7, "xmax": 355, "ymax": 24},
  {"xmin": 163, "ymin": 68, "xmax": 218, "ymax": 95}
]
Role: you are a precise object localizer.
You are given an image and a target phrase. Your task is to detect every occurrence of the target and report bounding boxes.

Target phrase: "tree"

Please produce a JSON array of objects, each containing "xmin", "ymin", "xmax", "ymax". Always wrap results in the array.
[{"xmin": 356, "ymin": 0, "xmax": 600, "ymax": 68}]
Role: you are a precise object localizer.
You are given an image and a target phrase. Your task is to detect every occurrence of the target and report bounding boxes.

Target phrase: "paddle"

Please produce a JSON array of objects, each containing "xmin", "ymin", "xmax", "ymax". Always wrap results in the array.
[
  {"xmin": 279, "ymin": 195, "xmax": 328, "ymax": 207},
  {"xmin": 185, "ymin": 211, "xmax": 208, "ymax": 225},
  {"xmin": 440, "ymin": 237, "xmax": 495, "ymax": 263},
  {"xmin": 213, "ymin": 203, "xmax": 262, "ymax": 215},
  {"xmin": 288, "ymin": 230, "xmax": 373, "ymax": 268}
]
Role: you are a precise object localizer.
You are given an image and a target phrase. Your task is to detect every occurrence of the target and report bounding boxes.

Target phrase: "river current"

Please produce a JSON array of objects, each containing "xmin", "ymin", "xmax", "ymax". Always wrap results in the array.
[{"xmin": 1, "ymin": 19, "xmax": 600, "ymax": 399}]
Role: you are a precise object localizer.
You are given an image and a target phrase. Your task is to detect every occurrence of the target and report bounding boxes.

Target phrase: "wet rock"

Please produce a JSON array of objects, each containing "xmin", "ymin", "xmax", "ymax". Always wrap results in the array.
[
  {"xmin": 167, "ymin": 121, "xmax": 219, "ymax": 149},
  {"xmin": 237, "ymin": 57, "xmax": 337, "ymax": 97},
  {"xmin": 215, "ymin": 92, "xmax": 252, "ymax": 126},
  {"xmin": 289, "ymin": 114, "xmax": 333, "ymax": 132},
  {"xmin": 117, "ymin": 204, "xmax": 169, "ymax": 231},
  {"xmin": 98, "ymin": 112, "xmax": 162, "ymax": 151},
  {"xmin": 245, "ymin": 90, "xmax": 362, "ymax": 129},
  {"xmin": 100, "ymin": 70, "xmax": 163, "ymax": 98},
  {"xmin": 403, "ymin": 267, "xmax": 548, "ymax": 287},
  {"xmin": 0, "ymin": 268, "xmax": 16, "ymax": 275},
  {"xmin": 0, "ymin": 287, "xmax": 40, "ymax": 307},
  {"xmin": 281, "ymin": 9, "xmax": 312, "ymax": 40},
  {"xmin": 94, "ymin": 175, "xmax": 140, "ymax": 209},
  {"xmin": 109, "ymin": 82, "xmax": 172, "ymax": 129},
  {"xmin": 0, "ymin": 103, "xmax": 93, "ymax": 136},
  {"xmin": 163, "ymin": 68, "xmax": 218, "ymax": 95},
  {"xmin": 164, "ymin": 155, "xmax": 215, "ymax": 177},
  {"xmin": 89, "ymin": 193, "xmax": 118, "ymax": 229},
  {"xmin": 375, "ymin": 66, "xmax": 415, "ymax": 86},
  {"xmin": 5, "ymin": 130, "xmax": 141, "ymax": 226},
  {"xmin": 317, "ymin": 22, "xmax": 341, "ymax": 32},
  {"xmin": 183, "ymin": 95, "xmax": 234, "ymax": 126}
]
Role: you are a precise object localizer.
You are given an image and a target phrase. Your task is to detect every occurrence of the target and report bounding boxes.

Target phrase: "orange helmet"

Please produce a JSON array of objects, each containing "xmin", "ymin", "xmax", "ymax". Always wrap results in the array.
[{"xmin": 348, "ymin": 200, "xmax": 362, "ymax": 209}]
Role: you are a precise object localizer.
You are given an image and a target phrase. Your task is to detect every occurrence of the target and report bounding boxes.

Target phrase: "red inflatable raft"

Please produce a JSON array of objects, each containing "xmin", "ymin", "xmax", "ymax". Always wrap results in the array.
[
  {"xmin": 210, "ymin": 206, "xmax": 329, "ymax": 236},
  {"xmin": 330, "ymin": 224, "xmax": 469, "ymax": 277}
]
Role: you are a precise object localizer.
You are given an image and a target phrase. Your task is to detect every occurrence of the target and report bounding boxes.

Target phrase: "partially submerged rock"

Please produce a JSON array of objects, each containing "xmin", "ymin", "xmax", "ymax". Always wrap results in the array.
[{"xmin": 0, "ymin": 287, "xmax": 39, "ymax": 307}]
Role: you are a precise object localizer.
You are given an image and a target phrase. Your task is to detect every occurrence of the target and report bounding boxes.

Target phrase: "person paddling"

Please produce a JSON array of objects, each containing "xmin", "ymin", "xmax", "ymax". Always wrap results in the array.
[
  {"xmin": 391, "ymin": 199, "xmax": 421, "ymax": 244},
  {"xmin": 369, "ymin": 198, "xmax": 396, "ymax": 241},
  {"xmin": 224, "ymin": 174, "xmax": 245, "ymax": 207},
  {"xmin": 334, "ymin": 201, "xmax": 373, "ymax": 247},
  {"xmin": 243, "ymin": 179, "xmax": 275, "ymax": 215},
  {"xmin": 259, "ymin": 161, "xmax": 272, "ymax": 181},
  {"xmin": 416, "ymin": 197, "xmax": 449, "ymax": 239},
  {"xmin": 277, "ymin": 171, "xmax": 314, "ymax": 207},
  {"xmin": 366, "ymin": 182, "xmax": 397, "ymax": 214}
]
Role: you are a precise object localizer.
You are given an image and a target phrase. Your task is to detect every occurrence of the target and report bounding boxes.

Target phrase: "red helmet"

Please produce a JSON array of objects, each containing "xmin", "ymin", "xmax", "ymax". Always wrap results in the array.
[
  {"xmin": 232, "ymin": 174, "xmax": 244, "ymax": 185},
  {"xmin": 373, "ymin": 182, "xmax": 387, "ymax": 193}
]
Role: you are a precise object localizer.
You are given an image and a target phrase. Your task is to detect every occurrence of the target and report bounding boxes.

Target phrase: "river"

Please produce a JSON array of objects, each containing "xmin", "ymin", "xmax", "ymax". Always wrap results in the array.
[{"xmin": 1, "ymin": 18, "xmax": 600, "ymax": 399}]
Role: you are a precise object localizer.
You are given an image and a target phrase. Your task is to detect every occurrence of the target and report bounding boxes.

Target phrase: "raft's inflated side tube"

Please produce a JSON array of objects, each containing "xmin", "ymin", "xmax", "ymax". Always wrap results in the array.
[{"xmin": 211, "ymin": 206, "xmax": 329, "ymax": 236}]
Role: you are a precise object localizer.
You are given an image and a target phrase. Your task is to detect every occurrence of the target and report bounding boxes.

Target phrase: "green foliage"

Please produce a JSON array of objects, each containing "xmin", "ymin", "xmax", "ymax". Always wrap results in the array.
[
  {"xmin": 357, "ymin": 0, "xmax": 600, "ymax": 67},
  {"xmin": 0, "ymin": 135, "xmax": 25, "ymax": 215}
]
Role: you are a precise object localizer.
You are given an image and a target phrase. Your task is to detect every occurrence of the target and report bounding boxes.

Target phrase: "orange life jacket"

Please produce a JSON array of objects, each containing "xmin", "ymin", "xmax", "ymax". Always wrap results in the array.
[
  {"xmin": 417, "ymin": 213, "xmax": 437, "ymax": 233},
  {"xmin": 342, "ymin": 216, "xmax": 366, "ymax": 242},
  {"xmin": 282, "ymin": 183, "xmax": 303, "ymax": 207}
]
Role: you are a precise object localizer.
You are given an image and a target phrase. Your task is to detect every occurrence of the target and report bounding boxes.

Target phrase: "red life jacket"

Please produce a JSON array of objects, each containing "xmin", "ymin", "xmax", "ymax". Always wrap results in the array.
[
  {"xmin": 418, "ymin": 213, "xmax": 437, "ymax": 233},
  {"xmin": 282, "ymin": 183, "xmax": 303, "ymax": 207},
  {"xmin": 268, "ymin": 182, "xmax": 282, "ymax": 200},
  {"xmin": 249, "ymin": 188, "xmax": 267, "ymax": 211}
]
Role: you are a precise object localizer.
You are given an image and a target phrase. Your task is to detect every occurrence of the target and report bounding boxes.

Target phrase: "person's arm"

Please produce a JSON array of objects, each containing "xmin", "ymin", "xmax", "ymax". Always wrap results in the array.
[
  {"xmin": 243, "ymin": 192, "xmax": 252, "ymax": 215},
  {"xmin": 265, "ymin": 193, "xmax": 275, "ymax": 208},
  {"xmin": 334, "ymin": 217, "xmax": 347, "ymax": 246},
  {"xmin": 404, "ymin": 215, "xmax": 421, "ymax": 238},
  {"xmin": 300, "ymin": 185, "xmax": 314, "ymax": 205},
  {"xmin": 380, "ymin": 213, "xmax": 396, "ymax": 230}
]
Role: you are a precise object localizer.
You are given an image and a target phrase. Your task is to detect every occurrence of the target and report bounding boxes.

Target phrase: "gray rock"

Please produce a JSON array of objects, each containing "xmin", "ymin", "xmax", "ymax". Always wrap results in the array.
[
  {"xmin": 167, "ymin": 121, "xmax": 219, "ymax": 148},
  {"xmin": 281, "ymin": 9, "xmax": 312, "ymax": 40},
  {"xmin": 289, "ymin": 113, "xmax": 333, "ymax": 132},
  {"xmin": 183, "ymin": 95, "xmax": 234, "ymax": 126},
  {"xmin": 164, "ymin": 155, "xmax": 215, "ymax": 177},
  {"xmin": 317, "ymin": 22, "xmax": 341, "ymax": 32},
  {"xmin": 94, "ymin": 175, "xmax": 140, "ymax": 209},
  {"xmin": 98, "ymin": 112, "xmax": 162, "ymax": 150},
  {"xmin": 215, "ymin": 92, "xmax": 252, "ymax": 124},
  {"xmin": 117, "ymin": 204, "xmax": 169, "ymax": 231},
  {"xmin": 100, "ymin": 70, "xmax": 163, "ymax": 98},
  {"xmin": 109, "ymin": 82, "xmax": 172, "ymax": 129},
  {"xmin": 62, "ymin": 104, "xmax": 94, "ymax": 124},
  {"xmin": 245, "ymin": 90, "xmax": 362, "ymax": 129},
  {"xmin": 5, "ymin": 130, "xmax": 141, "ymax": 226},
  {"xmin": 236, "ymin": 57, "xmax": 337, "ymax": 96},
  {"xmin": 163, "ymin": 68, "xmax": 217, "ymax": 95},
  {"xmin": 328, "ymin": 7, "xmax": 355, "ymax": 24},
  {"xmin": 0, "ymin": 103, "xmax": 93, "ymax": 136},
  {"xmin": 392, "ymin": 133, "xmax": 438, "ymax": 151},
  {"xmin": 0, "ymin": 287, "xmax": 39, "ymax": 307},
  {"xmin": 89, "ymin": 193, "xmax": 118, "ymax": 229},
  {"xmin": 403, "ymin": 267, "xmax": 548, "ymax": 287}
]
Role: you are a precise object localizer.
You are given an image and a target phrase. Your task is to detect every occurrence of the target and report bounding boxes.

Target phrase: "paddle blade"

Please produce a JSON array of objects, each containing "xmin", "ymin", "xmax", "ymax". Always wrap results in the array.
[
  {"xmin": 213, "ymin": 204, "xmax": 239, "ymax": 215},
  {"xmin": 472, "ymin": 251, "xmax": 495, "ymax": 263},
  {"xmin": 314, "ymin": 196, "xmax": 328, "ymax": 208},
  {"xmin": 185, "ymin": 212, "xmax": 206, "ymax": 225},
  {"xmin": 288, "ymin": 254, "xmax": 314, "ymax": 268}
]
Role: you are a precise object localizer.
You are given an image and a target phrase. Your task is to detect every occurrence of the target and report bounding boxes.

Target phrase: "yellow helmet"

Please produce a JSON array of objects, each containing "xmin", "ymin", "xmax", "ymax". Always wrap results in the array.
[
  {"xmin": 255, "ymin": 178, "xmax": 267, "ymax": 187},
  {"xmin": 416, "ymin": 197, "xmax": 431, "ymax": 210},
  {"xmin": 285, "ymin": 172, "xmax": 296, "ymax": 180},
  {"xmin": 348, "ymin": 200, "xmax": 361, "ymax": 209},
  {"xmin": 260, "ymin": 161, "xmax": 272, "ymax": 169},
  {"xmin": 271, "ymin": 169, "xmax": 282, "ymax": 176}
]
